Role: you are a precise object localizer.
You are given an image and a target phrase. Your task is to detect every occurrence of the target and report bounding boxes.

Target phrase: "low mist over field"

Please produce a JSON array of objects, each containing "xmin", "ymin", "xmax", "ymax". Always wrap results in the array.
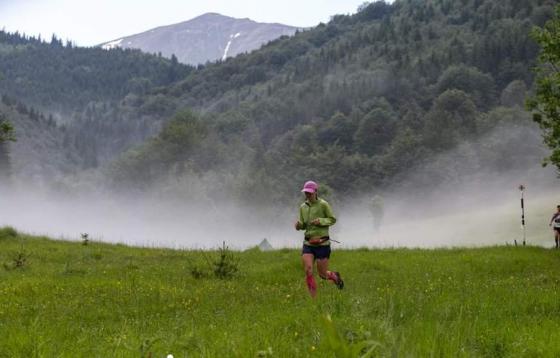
[
  {"xmin": 2, "ymin": 160, "xmax": 558, "ymax": 250},
  {"xmin": 341, "ymin": 126, "xmax": 559, "ymax": 249},
  {"xmin": 341, "ymin": 173, "xmax": 559, "ymax": 249},
  {"xmin": 4, "ymin": 120, "xmax": 557, "ymax": 249},
  {"xmin": 0, "ymin": 185, "xmax": 294, "ymax": 249}
]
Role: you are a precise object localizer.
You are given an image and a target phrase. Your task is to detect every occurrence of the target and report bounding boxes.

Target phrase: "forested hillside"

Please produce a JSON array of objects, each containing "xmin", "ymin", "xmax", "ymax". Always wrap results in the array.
[
  {"xmin": 106, "ymin": 0, "xmax": 555, "ymax": 204},
  {"xmin": 0, "ymin": 0, "xmax": 556, "ymax": 204},
  {"xmin": 0, "ymin": 95, "xmax": 76, "ymax": 182},
  {"xmin": 0, "ymin": 31, "xmax": 194, "ymax": 174},
  {"xmin": 0, "ymin": 31, "xmax": 191, "ymax": 113}
]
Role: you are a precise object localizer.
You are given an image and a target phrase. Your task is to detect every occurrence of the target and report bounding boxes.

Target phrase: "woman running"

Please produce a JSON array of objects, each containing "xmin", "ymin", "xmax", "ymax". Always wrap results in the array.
[{"xmin": 295, "ymin": 180, "xmax": 343, "ymax": 297}]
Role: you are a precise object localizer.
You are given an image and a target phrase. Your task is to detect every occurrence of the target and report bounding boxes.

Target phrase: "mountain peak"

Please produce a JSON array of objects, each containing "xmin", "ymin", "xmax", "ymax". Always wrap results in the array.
[
  {"xmin": 99, "ymin": 13, "xmax": 299, "ymax": 65},
  {"xmin": 193, "ymin": 12, "xmax": 231, "ymax": 19}
]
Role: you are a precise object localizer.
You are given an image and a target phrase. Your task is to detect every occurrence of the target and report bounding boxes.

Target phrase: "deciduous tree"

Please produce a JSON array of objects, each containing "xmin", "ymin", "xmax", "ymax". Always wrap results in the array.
[{"xmin": 527, "ymin": 5, "xmax": 560, "ymax": 168}]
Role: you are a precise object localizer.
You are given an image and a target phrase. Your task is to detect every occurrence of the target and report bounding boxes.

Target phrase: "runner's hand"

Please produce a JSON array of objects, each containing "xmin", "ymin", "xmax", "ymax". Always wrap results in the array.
[
  {"xmin": 295, "ymin": 221, "xmax": 302, "ymax": 230},
  {"xmin": 311, "ymin": 219, "xmax": 321, "ymax": 225}
]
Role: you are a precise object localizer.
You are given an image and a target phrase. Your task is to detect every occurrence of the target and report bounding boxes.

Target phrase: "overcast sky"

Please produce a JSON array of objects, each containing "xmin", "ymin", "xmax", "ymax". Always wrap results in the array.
[{"xmin": 0, "ymin": 0, "xmax": 375, "ymax": 46}]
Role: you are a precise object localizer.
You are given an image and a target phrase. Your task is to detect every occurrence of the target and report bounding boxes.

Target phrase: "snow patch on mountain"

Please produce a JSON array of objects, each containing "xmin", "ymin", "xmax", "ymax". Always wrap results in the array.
[
  {"xmin": 222, "ymin": 32, "xmax": 242, "ymax": 61},
  {"xmin": 101, "ymin": 38, "xmax": 123, "ymax": 50}
]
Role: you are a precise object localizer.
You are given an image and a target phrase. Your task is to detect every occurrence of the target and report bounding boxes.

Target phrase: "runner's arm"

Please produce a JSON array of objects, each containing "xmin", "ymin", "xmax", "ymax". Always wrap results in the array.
[
  {"xmin": 297, "ymin": 206, "xmax": 307, "ymax": 230},
  {"xmin": 316, "ymin": 201, "xmax": 336, "ymax": 226}
]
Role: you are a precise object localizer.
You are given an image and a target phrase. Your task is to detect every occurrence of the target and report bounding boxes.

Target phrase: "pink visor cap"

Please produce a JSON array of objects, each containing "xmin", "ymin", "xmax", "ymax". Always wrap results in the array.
[{"xmin": 301, "ymin": 180, "xmax": 318, "ymax": 193}]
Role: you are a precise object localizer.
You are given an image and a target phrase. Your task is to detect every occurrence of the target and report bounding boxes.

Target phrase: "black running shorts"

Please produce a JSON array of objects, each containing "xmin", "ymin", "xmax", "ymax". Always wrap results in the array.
[{"xmin": 302, "ymin": 244, "xmax": 331, "ymax": 260}]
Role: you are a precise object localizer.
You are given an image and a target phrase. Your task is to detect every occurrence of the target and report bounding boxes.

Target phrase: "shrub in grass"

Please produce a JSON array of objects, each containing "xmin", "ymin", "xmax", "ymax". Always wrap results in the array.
[
  {"xmin": 189, "ymin": 262, "xmax": 208, "ymax": 279},
  {"xmin": 189, "ymin": 243, "xmax": 239, "ymax": 280},
  {"xmin": 3, "ymin": 249, "xmax": 29, "ymax": 270},
  {"xmin": 212, "ymin": 242, "xmax": 239, "ymax": 279}
]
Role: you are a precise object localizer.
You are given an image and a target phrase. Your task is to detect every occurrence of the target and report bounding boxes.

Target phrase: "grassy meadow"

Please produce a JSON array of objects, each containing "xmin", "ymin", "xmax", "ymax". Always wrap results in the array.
[{"xmin": 1, "ymin": 226, "xmax": 560, "ymax": 357}]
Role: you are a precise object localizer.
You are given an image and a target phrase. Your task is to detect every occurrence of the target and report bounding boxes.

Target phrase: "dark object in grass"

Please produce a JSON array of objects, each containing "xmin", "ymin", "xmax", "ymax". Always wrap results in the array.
[
  {"xmin": 81, "ymin": 233, "xmax": 89, "ymax": 246},
  {"xmin": 190, "ymin": 264, "xmax": 207, "ymax": 279},
  {"xmin": 3, "ymin": 250, "xmax": 29, "ymax": 270}
]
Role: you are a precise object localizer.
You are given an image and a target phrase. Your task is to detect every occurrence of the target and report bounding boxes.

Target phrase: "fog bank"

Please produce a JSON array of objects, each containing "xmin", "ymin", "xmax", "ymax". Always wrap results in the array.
[
  {"xmin": 2, "ymin": 122, "xmax": 558, "ymax": 250},
  {"xmin": 2, "ymin": 170, "xmax": 558, "ymax": 250}
]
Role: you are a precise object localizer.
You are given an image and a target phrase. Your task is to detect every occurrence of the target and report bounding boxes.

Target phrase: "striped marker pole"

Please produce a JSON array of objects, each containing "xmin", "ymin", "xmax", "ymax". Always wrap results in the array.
[{"xmin": 519, "ymin": 184, "xmax": 526, "ymax": 246}]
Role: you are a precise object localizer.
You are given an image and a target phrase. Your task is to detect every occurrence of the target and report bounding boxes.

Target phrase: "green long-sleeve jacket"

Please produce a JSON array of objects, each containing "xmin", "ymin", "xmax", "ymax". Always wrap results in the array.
[{"xmin": 297, "ymin": 198, "xmax": 337, "ymax": 246}]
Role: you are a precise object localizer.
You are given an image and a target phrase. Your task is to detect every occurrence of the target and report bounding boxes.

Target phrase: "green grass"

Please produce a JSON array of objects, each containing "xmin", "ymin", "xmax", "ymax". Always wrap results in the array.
[{"xmin": 1, "ymin": 227, "xmax": 560, "ymax": 357}]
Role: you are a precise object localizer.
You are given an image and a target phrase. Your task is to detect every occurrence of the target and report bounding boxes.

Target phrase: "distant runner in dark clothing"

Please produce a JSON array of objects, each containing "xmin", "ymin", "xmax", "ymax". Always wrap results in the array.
[
  {"xmin": 295, "ymin": 180, "xmax": 343, "ymax": 298},
  {"xmin": 549, "ymin": 205, "xmax": 560, "ymax": 249}
]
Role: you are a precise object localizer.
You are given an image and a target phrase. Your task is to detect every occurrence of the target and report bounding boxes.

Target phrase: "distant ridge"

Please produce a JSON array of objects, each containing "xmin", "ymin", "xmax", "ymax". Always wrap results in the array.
[{"xmin": 99, "ymin": 13, "xmax": 300, "ymax": 65}]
